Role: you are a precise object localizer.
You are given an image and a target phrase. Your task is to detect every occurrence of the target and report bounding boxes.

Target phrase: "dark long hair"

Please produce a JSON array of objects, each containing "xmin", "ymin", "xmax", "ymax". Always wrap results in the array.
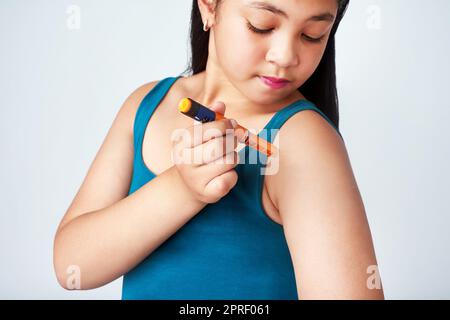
[{"xmin": 181, "ymin": 0, "xmax": 350, "ymax": 130}]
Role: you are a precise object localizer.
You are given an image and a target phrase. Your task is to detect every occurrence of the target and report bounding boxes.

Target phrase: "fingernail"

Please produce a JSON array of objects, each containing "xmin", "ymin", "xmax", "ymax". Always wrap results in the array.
[{"xmin": 230, "ymin": 119, "xmax": 238, "ymax": 128}]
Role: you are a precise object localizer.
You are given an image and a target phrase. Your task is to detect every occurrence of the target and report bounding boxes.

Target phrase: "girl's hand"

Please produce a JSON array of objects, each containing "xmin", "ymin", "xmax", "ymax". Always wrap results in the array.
[{"xmin": 171, "ymin": 101, "xmax": 240, "ymax": 204}]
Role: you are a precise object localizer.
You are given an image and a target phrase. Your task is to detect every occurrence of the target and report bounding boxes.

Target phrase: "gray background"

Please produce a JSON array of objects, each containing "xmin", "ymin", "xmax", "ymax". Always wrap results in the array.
[{"xmin": 1, "ymin": 0, "xmax": 449, "ymax": 299}]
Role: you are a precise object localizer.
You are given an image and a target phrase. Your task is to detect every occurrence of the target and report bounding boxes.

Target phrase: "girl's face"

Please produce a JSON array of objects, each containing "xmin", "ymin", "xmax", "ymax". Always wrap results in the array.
[{"xmin": 211, "ymin": 0, "xmax": 338, "ymax": 104}]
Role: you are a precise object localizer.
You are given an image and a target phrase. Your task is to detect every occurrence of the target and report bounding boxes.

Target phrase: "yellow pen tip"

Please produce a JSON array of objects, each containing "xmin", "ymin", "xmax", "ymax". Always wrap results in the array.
[{"xmin": 178, "ymin": 98, "xmax": 192, "ymax": 113}]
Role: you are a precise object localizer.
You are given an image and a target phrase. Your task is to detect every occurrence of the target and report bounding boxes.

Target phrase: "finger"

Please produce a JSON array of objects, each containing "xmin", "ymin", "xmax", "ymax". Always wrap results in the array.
[
  {"xmin": 199, "ymin": 150, "xmax": 240, "ymax": 176},
  {"xmin": 190, "ymin": 132, "xmax": 239, "ymax": 165},
  {"xmin": 208, "ymin": 101, "xmax": 226, "ymax": 116},
  {"xmin": 173, "ymin": 132, "xmax": 238, "ymax": 167},
  {"xmin": 203, "ymin": 169, "xmax": 239, "ymax": 201},
  {"xmin": 188, "ymin": 118, "xmax": 237, "ymax": 148}
]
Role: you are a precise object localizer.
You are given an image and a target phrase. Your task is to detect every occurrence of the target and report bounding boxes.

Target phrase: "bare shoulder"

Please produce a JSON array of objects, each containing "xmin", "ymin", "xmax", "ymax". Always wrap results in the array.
[
  {"xmin": 280, "ymin": 109, "xmax": 344, "ymax": 154},
  {"xmin": 268, "ymin": 109, "xmax": 349, "ymax": 210},
  {"xmin": 120, "ymin": 80, "xmax": 161, "ymax": 135}
]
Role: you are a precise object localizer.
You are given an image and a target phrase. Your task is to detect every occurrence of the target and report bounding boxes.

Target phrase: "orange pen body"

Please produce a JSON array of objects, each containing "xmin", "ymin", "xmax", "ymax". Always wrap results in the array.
[
  {"xmin": 178, "ymin": 98, "xmax": 276, "ymax": 157},
  {"xmin": 213, "ymin": 112, "xmax": 274, "ymax": 157}
]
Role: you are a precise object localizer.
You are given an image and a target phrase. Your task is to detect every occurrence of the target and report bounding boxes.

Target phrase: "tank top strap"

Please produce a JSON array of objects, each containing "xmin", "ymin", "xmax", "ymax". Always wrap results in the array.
[
  {"xmin": 233, "ymin": 99, "xmax": 343, "ymax": 228},
  {"xmin": 238, "ymin": 99, "xmax": 343, "ymax": 169},
  {"xmin": 263, "ymin": 99, "xmax": 343, "ymax": 144},
  {"xmin": 133, "ymin": 75, "xmax": 182, "ymax": 154}
]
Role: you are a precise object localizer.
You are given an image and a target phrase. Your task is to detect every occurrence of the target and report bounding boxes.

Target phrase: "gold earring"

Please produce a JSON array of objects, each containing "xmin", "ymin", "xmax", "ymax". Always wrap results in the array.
[{"xmin": 203, "ymin": 19, "xmax": 210, "ymax": 32}]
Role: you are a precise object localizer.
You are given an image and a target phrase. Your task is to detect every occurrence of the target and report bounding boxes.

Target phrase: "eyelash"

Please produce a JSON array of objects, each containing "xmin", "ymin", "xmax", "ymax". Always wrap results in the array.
[{"xmin": 246, "ymin": 22, "xmax": 324, "ymax": 43}]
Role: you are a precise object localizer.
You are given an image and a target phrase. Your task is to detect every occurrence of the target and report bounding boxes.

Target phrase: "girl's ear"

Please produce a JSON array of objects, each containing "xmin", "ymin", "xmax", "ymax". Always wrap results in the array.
[{"xmin": 198, "ymin": 0, "xmax": 219, "ymax": 26}]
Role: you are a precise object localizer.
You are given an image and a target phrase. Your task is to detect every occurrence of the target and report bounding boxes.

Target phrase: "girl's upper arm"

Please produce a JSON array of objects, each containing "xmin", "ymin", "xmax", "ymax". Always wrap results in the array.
[
  {"xmin": 56, "ymin": 81, "xmax": 158, "ymax": 233},
  {"xmin": 271, "ymin": 110, "xmax": 384, "ymax": 299}
]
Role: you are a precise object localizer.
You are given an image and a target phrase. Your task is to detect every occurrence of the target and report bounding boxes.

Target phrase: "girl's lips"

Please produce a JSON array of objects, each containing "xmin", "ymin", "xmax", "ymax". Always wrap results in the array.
[
  {"xmin": 259, "ymin": 76, "xmax": 290, "ymax": 89},
  {"xmin": 261, "ymin": 76, "xmax": 290, "ymax": 83}
]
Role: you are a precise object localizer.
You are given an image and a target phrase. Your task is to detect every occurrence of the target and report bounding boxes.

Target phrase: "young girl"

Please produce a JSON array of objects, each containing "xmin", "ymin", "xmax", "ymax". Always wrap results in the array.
[{"xmin": 53, "ymin": 0, "xmax": 384, "ymax": 299}]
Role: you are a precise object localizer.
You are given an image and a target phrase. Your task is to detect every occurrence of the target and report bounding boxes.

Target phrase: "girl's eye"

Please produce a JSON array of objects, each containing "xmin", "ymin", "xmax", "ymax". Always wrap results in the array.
[
  {"xmin": 302, "ymin": 34, "xmax": 325, "ymax": 43},
  {"xmin": 246, "ymin": 22, "xmax": 273, "ymax": 34},
  {"xmin": 247, "ymin": 21, "xmax": 325, "ymax": 44}
]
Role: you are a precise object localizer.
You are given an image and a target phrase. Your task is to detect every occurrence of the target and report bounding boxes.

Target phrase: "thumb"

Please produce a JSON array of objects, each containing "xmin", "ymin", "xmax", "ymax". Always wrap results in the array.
[{"xmin": 208, "ymin": 101, "xmax": 226, "ymax": 117}]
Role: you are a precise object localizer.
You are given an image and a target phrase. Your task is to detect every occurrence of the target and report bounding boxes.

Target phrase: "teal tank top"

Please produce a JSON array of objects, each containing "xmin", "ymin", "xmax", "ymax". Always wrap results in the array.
[{"xmin": 121, "ymin": 75, "xmax": 343, "ymax": 300}]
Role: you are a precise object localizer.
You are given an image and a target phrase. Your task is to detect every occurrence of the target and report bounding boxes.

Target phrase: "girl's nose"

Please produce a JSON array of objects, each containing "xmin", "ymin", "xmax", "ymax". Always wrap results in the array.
[{"xmin": 266, "ymin": 39, "xmax": 299, "ymax": 68}]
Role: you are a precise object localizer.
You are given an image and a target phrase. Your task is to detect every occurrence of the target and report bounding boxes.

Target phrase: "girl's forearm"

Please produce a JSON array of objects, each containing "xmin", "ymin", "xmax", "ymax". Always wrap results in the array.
[{"xmin": 53, "ymin": 165, "xmax": 205, "ymax": 290}]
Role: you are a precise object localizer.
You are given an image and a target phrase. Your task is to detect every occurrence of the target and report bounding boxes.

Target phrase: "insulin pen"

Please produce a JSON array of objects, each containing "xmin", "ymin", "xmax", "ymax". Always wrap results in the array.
[{"xmin": 177, "ymin": 97, "xmax": 275, "ymax": 157}]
